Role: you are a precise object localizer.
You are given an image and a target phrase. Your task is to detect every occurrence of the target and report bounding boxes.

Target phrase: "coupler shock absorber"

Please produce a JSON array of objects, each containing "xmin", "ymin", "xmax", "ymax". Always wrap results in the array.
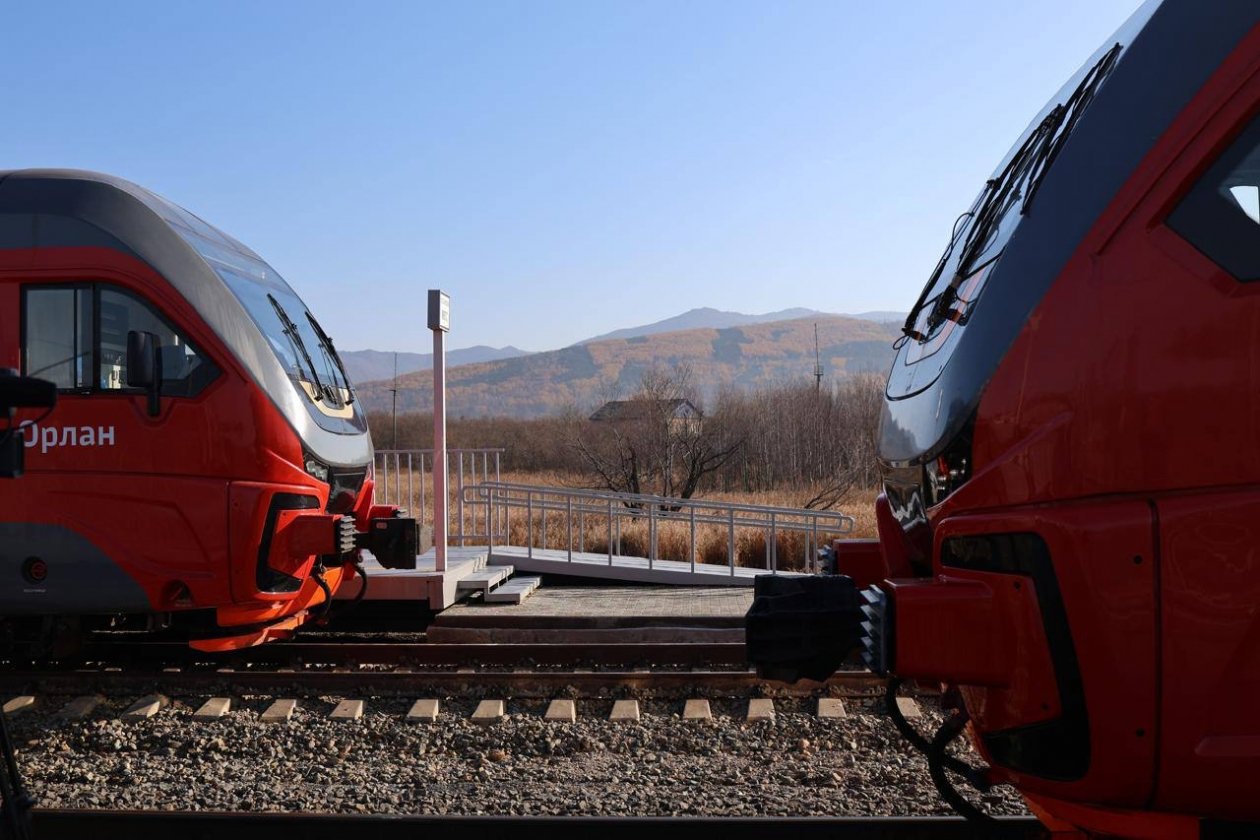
[
  {"xmin": 356, "ymin": 508, "xmax": 420, "ymax": 570},
  {"xmin": 745, "ymin": 574, "xmax": 864, "ymax": 683}
]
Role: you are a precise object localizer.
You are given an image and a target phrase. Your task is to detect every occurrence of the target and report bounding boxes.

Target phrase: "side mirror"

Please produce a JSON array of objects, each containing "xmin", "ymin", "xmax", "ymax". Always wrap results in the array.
[{"xmin": 126, "ymin": 330, "xmax": 162, "ymax": 416}]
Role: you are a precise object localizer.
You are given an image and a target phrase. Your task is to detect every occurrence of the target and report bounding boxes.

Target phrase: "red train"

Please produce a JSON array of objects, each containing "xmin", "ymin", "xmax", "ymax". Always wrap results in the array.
[
  {"xmin": 751, "ymin": 1, "xmax": 1260, "ymax": 835},
  {"xmin": 0, "ymin": 170, "xmax": 415, "ymax": 653}
]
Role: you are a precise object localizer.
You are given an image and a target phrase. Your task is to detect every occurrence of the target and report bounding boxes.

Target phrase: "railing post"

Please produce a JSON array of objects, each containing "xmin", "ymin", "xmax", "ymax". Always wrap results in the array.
[
  {"xmin": 810, "ymin": 516, "xmax": 818, "ymax": 574},
  {"xmin": 394, "ymin": 452, "xmax": 401, "ymax": 508},
  {"xmin": 527, "ymin": 492, "xmax": 534, "ymax": 559},
  {"xmin": 486, "ymin": 485, "xmax": 494, "ymax": 552},
  {"xmin": 406, "ymin": 453, "xmax": 414, "ymax": 518},
  {"xmin": 689, "ymin": 505, "xmax": 696, "ymax": 574},
  {"xmin": 566, "ymin": 496, "xmax": 573, "ymax": 562},
  {"xmin": 648, "ymin": 503, "xmax": 655, "ymax": 570},
  {"xmin": 728, "ymin": 508, "xmax": 736, "ymax": 577},
  {"xmin": 457, "ymin": 452, "xmax": 465, "ymax": 547},
  {"xmin": 770, "ymin": 512, "xmax": 777, "ymax": 573},
  {"xmin": 607, "ymin": 497, "xmax": 614, "ymax": 565},
  {"xmin": 541, "ymin": 496, "xmax": 547, "ymax": 551}
]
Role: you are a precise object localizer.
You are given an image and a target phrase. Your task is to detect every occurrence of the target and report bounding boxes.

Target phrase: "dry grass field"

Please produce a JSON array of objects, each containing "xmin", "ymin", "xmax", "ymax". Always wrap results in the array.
[{"xmin": 372, "ymin": 466, "xmax": 878, "ymax": 573}]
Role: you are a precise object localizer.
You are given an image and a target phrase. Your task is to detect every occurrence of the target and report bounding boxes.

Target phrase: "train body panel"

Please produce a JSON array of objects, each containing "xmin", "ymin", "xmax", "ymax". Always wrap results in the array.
[
  {"xmin": 843, "ymin": 0, "xmax": 1260, "ymax": 832},
  {"xmin": 0, "ymin": 171, "xmax": 411, "ymax": 649}
]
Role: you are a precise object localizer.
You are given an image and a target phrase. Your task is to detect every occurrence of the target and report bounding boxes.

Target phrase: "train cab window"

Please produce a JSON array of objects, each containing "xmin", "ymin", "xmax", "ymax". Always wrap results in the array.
[
  {"xmin": 1168, "ymin": 115, "xmax": 1260, "ymax": 282},
  {"xmin": 23, "ymin": 284, "xmax": 217, "ymax": 397},
  {"xmin": 23, "ymin": 287, "xmax": 93, "ymax": 389},
  {"xmin": 97, "ymin": 287, "xmax": 217, "ymax": 397}
]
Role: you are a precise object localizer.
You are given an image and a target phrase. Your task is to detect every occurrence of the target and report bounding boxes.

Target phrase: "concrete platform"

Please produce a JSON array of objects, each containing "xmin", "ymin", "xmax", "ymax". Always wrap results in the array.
[
  {"xmin": 336, "ymin": 547, "xmax": 490, "ymax": 609},
  {"xmin": 439, "ymin": 585, "xmax": 754, "ymax": 622},
  {"xmin": 426, "ymin": 585, "xmax": 753, "ymax": 643}
]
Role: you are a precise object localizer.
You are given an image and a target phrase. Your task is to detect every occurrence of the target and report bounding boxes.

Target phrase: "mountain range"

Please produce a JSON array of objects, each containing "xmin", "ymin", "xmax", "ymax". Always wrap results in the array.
[
  {"xmin": 341, "ymin": 306, "xmax": 903, "ymax": 386},
  {"xmin": 339, "ymin": 345, "xmax": 529, "ymax": 385},
  {"xmin": 352, "ymin": 311, "xmax": 903, "ymax": 419}
]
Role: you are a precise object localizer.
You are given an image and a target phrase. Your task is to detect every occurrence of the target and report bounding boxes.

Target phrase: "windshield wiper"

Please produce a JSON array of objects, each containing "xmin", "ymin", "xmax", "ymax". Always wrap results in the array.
[
  {"xmin": 901, "ymin": 208, "xmax": 975, "ymax": 341},
  {"xmin": 267, "ymin": 293, "xmax": 326, "ymax": 402},
  {"xmin": 902, "ymin": 42, "xmax": 1122, "ymax": 342},
  {"xmin": 306, "ymin": 312, "xmax": 356, "ymax": 405}
]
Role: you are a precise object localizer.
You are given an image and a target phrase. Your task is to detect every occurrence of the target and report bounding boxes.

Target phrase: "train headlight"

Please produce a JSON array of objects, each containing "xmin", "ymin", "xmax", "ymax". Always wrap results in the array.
[
  {"xmin": 304, "ymin": 456, "xmax": 330, "ymax": 483},
  {"xmin": 923, "ymin": 418, "xmax": 974, "ymax": 506}
]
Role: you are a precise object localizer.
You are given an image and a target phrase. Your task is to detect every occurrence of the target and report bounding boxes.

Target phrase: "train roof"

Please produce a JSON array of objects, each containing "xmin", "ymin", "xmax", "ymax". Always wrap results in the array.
[
  {"xmin": 0, "ymin": 168, "xmax": 260, "ymax": 263},
  {"xmin": 0, "ymin": 168, "xmax": 373, "ymax": 466}
]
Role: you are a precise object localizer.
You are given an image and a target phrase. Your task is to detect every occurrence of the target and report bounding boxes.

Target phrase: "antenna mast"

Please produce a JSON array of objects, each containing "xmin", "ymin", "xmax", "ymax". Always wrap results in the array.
[
  {"xmin": 390, "ymin": 351, "xmax": 399, "ymax": 448},
  {"xmin": 813, "ymin": 323, "xmax": 824, "ymax": 391}
]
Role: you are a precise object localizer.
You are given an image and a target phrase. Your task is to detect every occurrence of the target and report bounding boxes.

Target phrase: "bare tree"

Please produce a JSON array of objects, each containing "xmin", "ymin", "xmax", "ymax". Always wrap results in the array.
[{"xmin": 573, "ymin": 364, "xmax": 741, "ymax": 502}]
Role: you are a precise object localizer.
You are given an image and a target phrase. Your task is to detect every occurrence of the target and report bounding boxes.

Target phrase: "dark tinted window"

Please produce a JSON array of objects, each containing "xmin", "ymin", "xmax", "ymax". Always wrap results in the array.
[
  {"xmin": 1168, "ymin": 115, "xmax": 1260, "ymax": 281},
  {"xmin": 23, "ymin": 287, "xmax": 93, "ymax": 389},
  {"xmin": 23, "ymin": 283, "xmax": 217, "ymax": 397},
  {"xmin": 98, "ymin": 287, "xmax": 217, "ymax": 397}
]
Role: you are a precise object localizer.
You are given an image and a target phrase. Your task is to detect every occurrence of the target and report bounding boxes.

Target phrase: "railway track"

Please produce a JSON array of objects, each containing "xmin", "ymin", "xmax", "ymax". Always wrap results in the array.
[
  {"xmin": 28, "ymin": 809, "xmax": 1048, "ymax": 839},
  {"xmin": 1, "ymin": 636, "xmax": 891, "ymax": 697},
  {"xmin": 1, "ymin": 666, "xmax": 887, "ymax": 698},
  {"xmin": 73, "ymin": 639, "xmax": 753, "ymax": 668}
]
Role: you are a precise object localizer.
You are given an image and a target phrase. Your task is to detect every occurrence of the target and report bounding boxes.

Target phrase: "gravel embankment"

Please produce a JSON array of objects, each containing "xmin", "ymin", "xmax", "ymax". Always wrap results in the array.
[{"xmin": 12, "ymin": 694, "xmax": 1029, "ymax": 816}]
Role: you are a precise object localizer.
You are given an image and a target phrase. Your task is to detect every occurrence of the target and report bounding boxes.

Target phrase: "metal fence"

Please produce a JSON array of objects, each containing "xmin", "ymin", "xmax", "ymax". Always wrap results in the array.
[
  {"xmin": 373, "ymin": 448, "xmax": 504, "ymax": 545},
  {"xmin": 461, "ymin": 481, "xmax": 854, "ymax": 575}
]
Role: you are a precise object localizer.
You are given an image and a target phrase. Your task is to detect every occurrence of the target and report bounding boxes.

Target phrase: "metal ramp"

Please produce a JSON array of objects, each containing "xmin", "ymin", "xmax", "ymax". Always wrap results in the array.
[
  {"xmin": 462, "ymin": 482, "xmax": 854, "ymax": 587},
  {"xmin": 488, "ymin": 547, "xmax": 766, "ymax": 586}
]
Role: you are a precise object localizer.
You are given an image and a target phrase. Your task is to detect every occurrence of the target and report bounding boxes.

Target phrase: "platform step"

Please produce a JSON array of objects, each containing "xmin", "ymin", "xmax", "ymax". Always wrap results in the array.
[
  {"xmin": 484, "ymin": 576, "xmax": 542, "ymax": 605},
  {"xmin": 456, "ymin": 566, "xmax": 514, "ymax": 593}
]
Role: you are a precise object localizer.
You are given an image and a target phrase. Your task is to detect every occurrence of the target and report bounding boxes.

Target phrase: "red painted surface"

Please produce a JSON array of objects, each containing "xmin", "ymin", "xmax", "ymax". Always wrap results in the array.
[
  {"xmin": 879, "ymin": 21, "xmax": 1260, "ymax": 832},
  {"xmin": 1, "ymin": 246, "xmax": 371, "ymax": 647}
]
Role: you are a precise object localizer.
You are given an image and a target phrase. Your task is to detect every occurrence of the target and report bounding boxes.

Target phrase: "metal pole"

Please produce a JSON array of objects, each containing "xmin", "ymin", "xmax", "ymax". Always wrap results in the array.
[
  {"xmin": 607, "ymin": 498, "xmax": 613, "ymax": 565},
  {"xmin": 432, "ymin": 328, "xmax": 448, "ymax": 573},
  {"xmin": 527, "ymin": 492, "xmax": 534, "ymax": 558},
  {"xmin": 567, "ymin": 497, "xmax": 573, "ymax": 562},
  {"xmin": 728, "ymin": 508, "xmax": 736, "ymax": 576},
  {"xmin": 391, "ymin": 351, "xmax": 398, "ymax": 449}
]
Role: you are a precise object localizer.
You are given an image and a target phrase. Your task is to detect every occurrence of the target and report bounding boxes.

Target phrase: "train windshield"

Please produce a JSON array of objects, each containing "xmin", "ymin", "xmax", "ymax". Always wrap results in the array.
[
  {"xmin": 141, "ymin": 190, "xmax": 364, "ymax": 434},
  {"xmin": 900, "ymin": 43, "xmax": 1125, "ymax": 351}
]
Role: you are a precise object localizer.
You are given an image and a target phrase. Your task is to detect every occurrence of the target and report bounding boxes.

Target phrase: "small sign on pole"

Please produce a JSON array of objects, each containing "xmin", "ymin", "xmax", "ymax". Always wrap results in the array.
[{"xmin": 428, "ymin": 290, "xmax": 450, "ymax": 332}]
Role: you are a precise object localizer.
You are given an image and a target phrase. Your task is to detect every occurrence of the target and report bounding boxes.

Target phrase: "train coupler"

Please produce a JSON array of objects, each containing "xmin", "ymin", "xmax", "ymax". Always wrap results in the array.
[
  {"xmin": 745, "ymin": 574, "xmax": 863, "ymax": 683},
  {"xmin": 356, "ymin": 513, "xmax": 419, "ymax": 570}
]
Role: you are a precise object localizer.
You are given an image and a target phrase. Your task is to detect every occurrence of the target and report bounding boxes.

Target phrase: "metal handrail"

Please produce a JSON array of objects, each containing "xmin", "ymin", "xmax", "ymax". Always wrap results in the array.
[
  {"xmin": 461, "ymin": 481, "xmax": 853, "ymax": 574},
  {"xmin": 373, "ymin": 448, "xmax": 504, "ymax": 546}
]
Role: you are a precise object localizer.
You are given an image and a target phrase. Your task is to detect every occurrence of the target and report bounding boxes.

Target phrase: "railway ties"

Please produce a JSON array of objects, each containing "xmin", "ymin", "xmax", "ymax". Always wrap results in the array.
[{"xmin": 3, "ymin": 692, "xmax": 917, "ymax": 725}]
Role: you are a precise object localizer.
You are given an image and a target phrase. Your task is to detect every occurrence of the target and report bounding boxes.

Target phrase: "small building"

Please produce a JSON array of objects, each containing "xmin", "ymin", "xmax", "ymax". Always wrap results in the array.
[{"xmin": 589, "ymin": 398, "xmax": 703, "ymax": 426}]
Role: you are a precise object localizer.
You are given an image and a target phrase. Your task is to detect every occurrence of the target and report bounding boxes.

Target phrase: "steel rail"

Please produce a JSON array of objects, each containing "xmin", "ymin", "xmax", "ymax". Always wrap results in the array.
[
  {"xmin": 1, "ymin": 668, "xmax": 892, "ymax": 698},
  {"xmin": 73, "ymin": 640, "xmax": 752, "ymax": 668},
  {"xmin": 28, "ymin": 809, "xmax": 1047, "ymax": 839}
]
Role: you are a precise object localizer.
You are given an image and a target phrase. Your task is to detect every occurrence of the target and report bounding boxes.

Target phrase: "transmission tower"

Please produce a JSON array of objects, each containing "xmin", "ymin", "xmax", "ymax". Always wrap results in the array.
[{"xmin": 813, "ymin": 323, "xmax": 824, "ymax": 391}]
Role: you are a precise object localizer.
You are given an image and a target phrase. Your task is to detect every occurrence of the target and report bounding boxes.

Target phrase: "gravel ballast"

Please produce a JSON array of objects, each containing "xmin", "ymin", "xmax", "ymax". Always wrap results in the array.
[{"xmin": 10, "ymin": 693, "xmax": 1030, "ymax": 817}]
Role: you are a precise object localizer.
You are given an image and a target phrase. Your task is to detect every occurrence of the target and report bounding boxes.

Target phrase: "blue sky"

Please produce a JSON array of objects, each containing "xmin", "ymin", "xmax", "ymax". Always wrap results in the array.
[{"xmin": 5, "ymin": 1, "xmax": 1142, "ymax": 353}]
